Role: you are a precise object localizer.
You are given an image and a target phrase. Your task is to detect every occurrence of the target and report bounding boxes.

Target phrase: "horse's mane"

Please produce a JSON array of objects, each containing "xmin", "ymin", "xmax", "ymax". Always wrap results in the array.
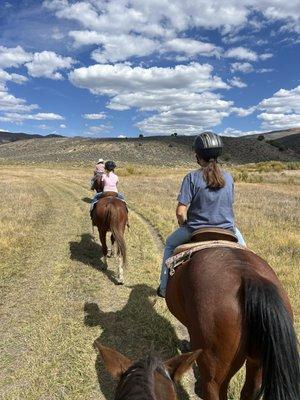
[{"xmin": 115, "ymin": 356, "xmax": 165, "ymax": 400}]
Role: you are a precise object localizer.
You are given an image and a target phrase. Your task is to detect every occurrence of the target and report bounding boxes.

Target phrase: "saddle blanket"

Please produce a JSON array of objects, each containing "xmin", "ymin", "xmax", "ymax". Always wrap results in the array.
[
  {"xmin": 166, "ymin": 240, "xmax": 250, "ymax": 276},
  {"xmin": 90, "ymin": 193, "xmax": 127, "ymax": 213}
]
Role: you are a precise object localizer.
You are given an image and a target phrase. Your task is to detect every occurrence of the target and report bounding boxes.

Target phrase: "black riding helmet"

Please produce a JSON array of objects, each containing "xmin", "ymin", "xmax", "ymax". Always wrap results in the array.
[
  {"xmin": 105, "ymin": 160, "xmax": 116, "ymax": 171},
  {"xmin": 194, "ymin": 131, "xmax": 223, "ymax": 161}
]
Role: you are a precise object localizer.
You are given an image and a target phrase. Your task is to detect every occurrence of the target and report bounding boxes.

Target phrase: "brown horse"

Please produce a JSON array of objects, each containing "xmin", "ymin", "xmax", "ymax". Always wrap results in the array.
[
  {"xmin": 93, "ymin": 173, "xmax": 104, "ymax": 193},
  {"xmin": 94, "ymin": 340, "xmax": 201, "ymax": 400},
  {"xmin": 92, "ymin": 194, "xmax": 128, "ymax": 284},
  {"xmin": 166, "ymin": 246, "xmax": 300, "ymax": 400}
]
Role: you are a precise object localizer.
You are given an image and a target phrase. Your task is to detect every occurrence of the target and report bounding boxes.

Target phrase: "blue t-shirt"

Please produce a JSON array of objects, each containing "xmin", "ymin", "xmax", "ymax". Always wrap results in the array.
[{"xmin": 177, "ymin": 169, "xmax": 235, "ymax": 232}]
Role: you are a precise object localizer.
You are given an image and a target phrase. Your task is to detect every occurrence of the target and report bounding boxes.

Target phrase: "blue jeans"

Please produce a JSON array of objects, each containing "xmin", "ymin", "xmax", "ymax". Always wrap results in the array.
[
  {"xmin": 90, "ymin": 192, "xmax": 125, "ymax": 213},
  {"xmin": 159, "ymin": 226, "xmax": 246, "ymax": 296}
]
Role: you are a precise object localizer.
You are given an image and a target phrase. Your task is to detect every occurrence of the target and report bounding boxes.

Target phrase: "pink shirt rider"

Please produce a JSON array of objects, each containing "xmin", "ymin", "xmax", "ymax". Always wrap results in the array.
[
  {"xmin": 95, "ymin": 163, "xmax": 105, "ymax": 174},
  {"xmin": 102, "ymin": 172, "xmax": 119, "ymax": 193}
]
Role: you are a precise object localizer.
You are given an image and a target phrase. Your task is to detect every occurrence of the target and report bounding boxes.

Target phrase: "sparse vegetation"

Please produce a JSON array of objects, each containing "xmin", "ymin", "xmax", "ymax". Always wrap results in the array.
[{"xmin": 0, "ymin": 163, "xmax": 299, "ymax": 400}]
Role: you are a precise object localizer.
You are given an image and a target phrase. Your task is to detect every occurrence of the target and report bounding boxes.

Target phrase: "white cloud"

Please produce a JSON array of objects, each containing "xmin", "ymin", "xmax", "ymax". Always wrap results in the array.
[
  {"xmin": 0, "ymin": 69, "xmax": 28, "ymax": 84},
  {"xmin": 229, "ymin": 77, "xmax": 247, "ymax": 88},
  {"xmin": 161, "ymin": 38, "xmax": 221, "ymax": 57},
  {"xmin": 83, "ymin": 112, "xmax": 107, "ymax": 120},
  {"xmin": 88, "ymin": 124, "xmax": 112, "ymax": 133},
  {"xmin": 60, "ymin": 123, "xmax": 66, "ymax": 128},
  {"xmin": 41, "ymin": 0, "xmax": 300, "ymax": 68},
  {"xmin": 0, "ymin": 84, "xmax": 38, "ymax": 113},
  {"xmin": 69, "ymin": 62, "xmax": 233, "ymax": 135},
  {"xmin": 0, "ymin": 112, "xmax": 64, "ymax": 123},
  {"xmin": 260, "ymin": 53, "xmax": 273, "ymax": 60},
  {"xmin": 221, "ymin": 127, "xmax": 263, "ymax": 136},
  {"xmin": 225, "ymin": 47, "xmax": 258, "ymax": 61},
  {"xmin": 25, "ymin": 51, "xmax": 75, "ymax": 80},
  {"xmin": 231, "ymin": 106, "xmax": 256, "ymax": 116},
  {"xmin": 257, "ymin": 68, "xmax": 274, "ymax": 73},
  {"xmin": 258, "ymin": 85, "xmax": 300, "ymax": 130},
  {"xmin": 0, "ymin": 45, "xmax": 32, "ymax": 68},
  {"xmin": 70, "ymin": 63, "xmax": 229, "ymax": 96},
  {"xmin": 230, "ymin": 62, "xmax": 253, "ymax": 73}
]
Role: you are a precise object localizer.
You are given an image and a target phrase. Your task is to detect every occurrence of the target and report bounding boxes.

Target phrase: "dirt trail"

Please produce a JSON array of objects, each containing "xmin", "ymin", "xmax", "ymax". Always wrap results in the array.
[{"xmin": 0, "ymin": 168, "xmax": 196, "ymax": 400}]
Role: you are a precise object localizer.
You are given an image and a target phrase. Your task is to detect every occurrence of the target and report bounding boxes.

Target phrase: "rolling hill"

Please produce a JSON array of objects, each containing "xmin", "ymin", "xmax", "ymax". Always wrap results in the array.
[{"xmin": 0, "ymin": 132, "xmax": 299, "ymax": 166}]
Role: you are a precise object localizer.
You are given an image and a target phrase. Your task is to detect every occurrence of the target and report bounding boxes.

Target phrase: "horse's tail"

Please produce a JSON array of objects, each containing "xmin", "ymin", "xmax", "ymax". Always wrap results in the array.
[
  {"xmin": 244, "ymin": 275, "xmax": 300, "ymax": 400},
  {"xmin": 106, "ymin": 201, "xmax": 126, "ymax": 265}
]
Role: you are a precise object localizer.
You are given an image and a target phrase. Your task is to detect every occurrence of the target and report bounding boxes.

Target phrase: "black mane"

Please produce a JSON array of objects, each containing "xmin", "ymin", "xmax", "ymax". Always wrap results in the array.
[{"xmin": 115, "ymin": 355, "xmax": 167, "ymax": 400}]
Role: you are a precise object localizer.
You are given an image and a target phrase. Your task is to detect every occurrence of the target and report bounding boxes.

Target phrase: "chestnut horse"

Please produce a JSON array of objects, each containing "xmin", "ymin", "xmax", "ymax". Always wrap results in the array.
[
  {"xmin": 92, "ymin": 194, "xmax": 128, "ymax": 284},
  {"xmin": 93, "ymin": 173, "xmax": 104, "ymax": 193},
  {"xmin": 94, "ymin": 340, "xmax": 201, "ymax": 400},
  {"xmin": 166, "ymin": 246, "xmax": 300, "ymax": 400}
]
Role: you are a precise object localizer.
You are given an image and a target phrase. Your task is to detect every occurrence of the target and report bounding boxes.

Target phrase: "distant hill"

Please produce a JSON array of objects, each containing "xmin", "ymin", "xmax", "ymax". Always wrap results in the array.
[
  {"xmin": 0, "ymin": 133, "xmax": 299, "ymax": 166},
  {"xmin": 244, "ymin": 127, "xmax": 300, "ymax": 154},
  {"xmin": 0, "ymin": 131, "xmax": 63, "ymax": 144}
]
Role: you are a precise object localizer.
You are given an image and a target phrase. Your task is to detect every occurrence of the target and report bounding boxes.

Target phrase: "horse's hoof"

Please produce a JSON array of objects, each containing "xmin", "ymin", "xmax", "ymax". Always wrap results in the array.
[{"xmin": 116, "ymin": 279, "xmax": 124, "ymax": 285}]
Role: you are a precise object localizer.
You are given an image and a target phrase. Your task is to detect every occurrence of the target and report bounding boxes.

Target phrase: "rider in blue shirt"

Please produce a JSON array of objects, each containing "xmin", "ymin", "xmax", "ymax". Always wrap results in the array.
[{"xmin": 157, "ymin": 132, "xmax": 246, "ymax": 297}]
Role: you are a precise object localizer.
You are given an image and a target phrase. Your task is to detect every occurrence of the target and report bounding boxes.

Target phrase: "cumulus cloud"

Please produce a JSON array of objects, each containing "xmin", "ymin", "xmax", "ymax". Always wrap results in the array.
[
  {"xmin": 25, "ymin": 51, "xmax": 75, "ymax": 80},
  {"xmin": 0, "ymin": 112, "xmax": 64, "ymax": 123},
  {"xmin": 45, "ymin": 0, "xmax": 300, "ymax": 37},
  {"xmin": 161, "ymin": 38, "xmax": 221, "ymax": 58},
  {"xmin": 225, "ymin": 47, "xmax": 258, "ymax": 61},
  {"xmin": 221, "ymin": 127, "xmax": 263, "ymax": 136},
  {"xmin": 257, "ymin": 85, "xmax": 300, "ymax": 129},
  {"xmin": 83, "ymin": 112, "xmax": 107, "ymax": 120},
  {"xmin": 44, "ymin": 0, "xmax": 300, "ymax": 65},
  {"xmin": 0, "ymin": 69, "xmax": 28, "ymax": 84},
  {"xmin": 231, "ymin": 106, "xmax": 256, "ymax": 116},
  {"xmin": 70, "ymin": 63, "xmax": 229, "ymax": 97},
  {"xmin": 228, "ymin": 77, "xmax": 247, "ymax": 88},
  {"xmin": 0, "ymin": 46, "xmax": 75, "ymax": 80},
  {"xmin": 0, "ymin": 45, "xmax": 32, "ymax": 68},
  {"xmin": 60, "ymin": 123, "xmax": 66, "ymax": 128},
  {"xmin": 69, "ymin": 62, "xmax": 233, "ymax": 135},
  {"xmin": 0, "ymin": 84, "xmax": 38, "ymax": 113},
  {"xmin": 230, "ymin": 62, "xmax": 254, "ymax": 73}
]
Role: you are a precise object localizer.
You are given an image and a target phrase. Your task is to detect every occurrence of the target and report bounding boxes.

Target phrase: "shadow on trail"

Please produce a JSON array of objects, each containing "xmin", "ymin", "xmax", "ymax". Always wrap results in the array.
[
  {"xmin": 69, "ymin": 233, "xmax": 119, "ymax": 284},
  {"xmin": 84, "ymin": 284, "xmax": 190, "ymax": 400},
  {"xmin": 82, "ymin": 196, "xmax": 92, "ymax": 203}
]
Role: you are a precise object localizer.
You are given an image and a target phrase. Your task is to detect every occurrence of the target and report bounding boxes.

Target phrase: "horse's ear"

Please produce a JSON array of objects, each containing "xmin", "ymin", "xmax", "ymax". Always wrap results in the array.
[
  {"xmin": 164, "ymin": 350, "xmax": 202, "ymax": 382},
  {"xmin": 94, "ymin": 341, "xmax": 133, "ymax": 379}
]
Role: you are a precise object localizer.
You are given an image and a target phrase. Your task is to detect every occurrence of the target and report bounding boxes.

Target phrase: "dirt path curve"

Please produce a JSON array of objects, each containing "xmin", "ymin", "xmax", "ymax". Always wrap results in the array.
[{"xmin": 128, "ymin": 207, "xmax": 164, "ymax": 254}]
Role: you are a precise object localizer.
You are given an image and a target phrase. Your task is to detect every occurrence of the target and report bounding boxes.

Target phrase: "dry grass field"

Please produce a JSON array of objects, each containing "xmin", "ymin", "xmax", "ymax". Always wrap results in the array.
[{"xmin": 0, "ymin": 164, "xmax": 299, "ymax": 400}]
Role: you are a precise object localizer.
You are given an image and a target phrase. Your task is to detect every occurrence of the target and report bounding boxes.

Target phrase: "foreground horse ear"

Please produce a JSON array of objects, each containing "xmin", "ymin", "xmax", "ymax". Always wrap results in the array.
[
  {"xmin": 94, "ymin": 341, "xmax": 133, "ymax": 378},
  {"xmin": 164, "ymin": 350, "xmax": 202, "ymax": 382}
]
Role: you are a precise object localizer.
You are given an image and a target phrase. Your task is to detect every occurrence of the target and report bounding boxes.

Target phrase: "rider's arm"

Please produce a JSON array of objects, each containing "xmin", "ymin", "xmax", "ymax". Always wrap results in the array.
[{"xmin": 176, "ymin": 203, "xmax": 187, "ymax": 226}]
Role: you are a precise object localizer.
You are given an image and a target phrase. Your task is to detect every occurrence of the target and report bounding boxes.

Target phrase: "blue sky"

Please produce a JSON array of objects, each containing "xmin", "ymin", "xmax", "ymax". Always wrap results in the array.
[{"xmin": 0, "ymin": 0, "xmax": 300, "ymax": 138}]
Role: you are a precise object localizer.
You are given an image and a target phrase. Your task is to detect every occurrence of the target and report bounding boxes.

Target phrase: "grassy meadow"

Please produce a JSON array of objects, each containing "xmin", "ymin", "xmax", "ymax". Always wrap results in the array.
[{"xmin": 0, "ymin": 163, "xmax": 299, "ymax": 399}]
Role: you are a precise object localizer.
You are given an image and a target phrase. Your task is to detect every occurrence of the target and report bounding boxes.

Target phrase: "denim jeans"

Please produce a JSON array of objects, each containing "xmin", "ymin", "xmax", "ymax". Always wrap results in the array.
[
  {"xmin": 159, "ymin": 225, "xmax": 246, "ymax": 296},
  {"xmin": 90, "ymin": 192, "xmax": 125, "ymax": 213}
]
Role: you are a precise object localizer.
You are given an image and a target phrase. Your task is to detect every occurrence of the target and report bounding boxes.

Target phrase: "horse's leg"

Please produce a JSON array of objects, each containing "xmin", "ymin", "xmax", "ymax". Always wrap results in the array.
[
  {"xmin": 99, "ymin": 229, "xmax": 108, "ymax": 270},
  {"xmin": 109, "ymin": 234, "xmax": 115, "ymax": 257},
  {"xmin": 240, "ymin": 359, "xmax": 262, "ymax": 400},
  {"xmin": 219, "ymin": 378, "xmax": 230, "ymax": 400},
  {"xmin": 115, "ymin": 227, "xmax": 125, "ymax": 285},
  {"xmin": 201, "ymin": 381, "xmax": 220, "ymax": 400}
]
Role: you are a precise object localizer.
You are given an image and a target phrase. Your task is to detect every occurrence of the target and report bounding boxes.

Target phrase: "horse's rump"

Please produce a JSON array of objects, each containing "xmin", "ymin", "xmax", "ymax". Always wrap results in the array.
[{"xmin": 166, "ymin": 247, "xmax": 299, "ymax": 400}]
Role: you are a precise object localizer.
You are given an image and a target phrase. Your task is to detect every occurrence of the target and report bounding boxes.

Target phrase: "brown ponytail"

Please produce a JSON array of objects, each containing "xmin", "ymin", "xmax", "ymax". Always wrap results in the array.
[{"xmin": 202, "ymin": 159, "xmax": 225, "ymax": 189}]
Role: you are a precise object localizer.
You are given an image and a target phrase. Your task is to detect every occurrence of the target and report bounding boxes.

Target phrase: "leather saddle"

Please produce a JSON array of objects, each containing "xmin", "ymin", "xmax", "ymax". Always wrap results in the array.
[
  {"xmin": 101, "ymin": 191, "xmax": 118, "ymax": 197},
  {"xmin": 173, "ymin": 227, "xmax": 238, "ymax": 256},
  {"xmin": 191, "ymin": 227, "xmax": 237, "ymax": 243}
]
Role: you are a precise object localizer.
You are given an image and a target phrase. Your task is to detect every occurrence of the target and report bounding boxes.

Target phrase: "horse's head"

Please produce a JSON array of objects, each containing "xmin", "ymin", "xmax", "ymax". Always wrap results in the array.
[{"xmin": 94, "ymin": 341, "xmax": 201, "ymax": 400}]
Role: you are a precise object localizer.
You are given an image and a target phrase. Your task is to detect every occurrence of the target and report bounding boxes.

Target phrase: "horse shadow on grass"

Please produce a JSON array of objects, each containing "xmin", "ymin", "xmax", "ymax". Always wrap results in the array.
[
  {"xmin": 82, "ymin": 197, "xmax": 92, "ymax": 204},
  {"xmin": 84, "ymin": 284, "xmax": 191, "ymax": 400},
  {"xmin": 69, "ymin": 233, "xmax": 119, "ymax": 285}
]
